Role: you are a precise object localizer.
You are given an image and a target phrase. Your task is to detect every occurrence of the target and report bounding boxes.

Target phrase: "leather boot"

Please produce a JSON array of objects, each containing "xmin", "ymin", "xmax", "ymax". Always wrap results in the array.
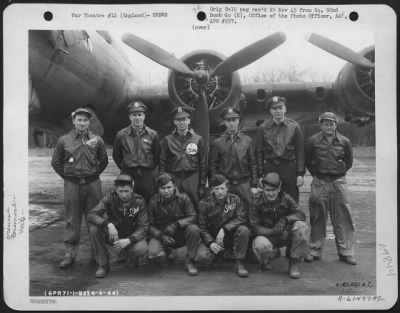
[
  {"xmin": 95, "ymin": 265, "xmax": 110, "ymax": 278},
  {"xmin": 304, "ymin": 254, "xmax": 321, "ymax": 262},
  {"xmin": 186, "ymin": 258, "xmax": 198, "ymax": 276},
  {"xmin": 288, "ymin": 258, "xmax": 301, "ymax": 279},
  {"xmin": 235, "ymin": 260, "xmax": 249, "ymax": 278},
  {"xmin": 116, "ymin": 249, "xmax": 128, "ymax": 264},
  {"xmin": 59, "ymin": 256, "xmax": 75, "ymax": 269},
  {"xmin": 339, "ymin": 255, "xmax": 357, "ymax": 265},
  {"xmin": 260, "ymin": 253, "xmax": 272, "ymax": 271}
]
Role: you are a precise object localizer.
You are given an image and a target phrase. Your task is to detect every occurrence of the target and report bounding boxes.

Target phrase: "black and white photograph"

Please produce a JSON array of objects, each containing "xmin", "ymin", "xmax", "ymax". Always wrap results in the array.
[{"xmin": 3, "ymin": 3, "xmax": 397, "ymax": 310}]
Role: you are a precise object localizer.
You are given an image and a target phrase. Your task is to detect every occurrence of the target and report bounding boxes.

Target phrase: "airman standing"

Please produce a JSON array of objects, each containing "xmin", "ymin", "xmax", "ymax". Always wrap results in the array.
[
  {"xmin": 160, "ymin": 107, "xmax": 207, "ymax": 208},
  {"xmin": 304, "ymin": 112, "xmax": 357, "ymax": 265},
  {"xmin": 51, "ymin": 107, "xmax": 108, "ymax": 268},
  {"xmin": 112, "ymin": 101, "xmax": 160, "ymax": 202},
  {"xmin": 255, "ymin": 96, "xmax": 305, "ymax": 203},
  {"xmin": 209, "ymin": 107, "xmax": 258, "ymax": 213}
]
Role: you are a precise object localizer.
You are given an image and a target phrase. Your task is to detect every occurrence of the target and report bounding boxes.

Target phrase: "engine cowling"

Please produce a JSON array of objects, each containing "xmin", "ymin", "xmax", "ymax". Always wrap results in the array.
[
  {"xmin": 168, "ymin": 50, "xmax": 242, "ymax": 130},
  {"xmin": 333, "ymin": 46, "xmax": 375, "ymax": 122}
]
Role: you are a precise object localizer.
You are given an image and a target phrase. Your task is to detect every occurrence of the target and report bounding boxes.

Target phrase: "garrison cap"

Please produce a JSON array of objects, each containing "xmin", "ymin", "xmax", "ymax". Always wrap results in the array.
[
  {"xmin": 221, "ymin": 107, "xmax": 240, "ymax": 119},
  {"xmin": 171, "ymin": 106, "xmax": 191, "ymax": 119},
  {"xmin": 319, "ymin": 112, "xmax": 338, "ymax": 123},
  {"xmin": 266, "ymin": 96, "xmax": 287, "ymax": 110},
  {"xmin": 128, "ymin": 101, "xmax": 147, "ymax": 113},
  {"xmin": 261, "ymin": 172, "xmax": 281, "ymax": 188},
  {"xmin": 72, "ymin": 107, "xmax": 92, "ymax": 119},
  {"xmin": 210, "ymin": 174, "xmax": 229, "ymax": 188},
  {"xmin": 114, "ymin": 174, "xmax": 134, "ymax": 184},
  {"xmin": 155, "ymin": 172, "xmax": 174, "ymax": 188}
]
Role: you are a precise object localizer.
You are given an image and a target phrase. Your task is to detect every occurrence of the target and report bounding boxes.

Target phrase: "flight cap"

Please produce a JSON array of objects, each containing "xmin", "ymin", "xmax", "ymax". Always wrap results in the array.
[
  {"xmin": 319, "ymin": 112, "xmax": 338, "ymax": 123},
  {"xmin": 128, "ymin": 101, "xmax": 147, "ymax": 113},
  {"xmin": 210, "ymin": 174, "xmax": 229, "ymax": 187},
  {"xmin": 114, "ymin": 174, "xmax": 134, "ymax": 184},
  {"xmin": 171, "ymin": 106, "xmax": 191, "ymax": 119},
  {"xmin": 221, "ymin": 107, "xmax": 240, "ymax": 119},
  {"xmin": 266, "ymin": 96, "xmax": 287, "ymax": 110},
  {"xmin": 262, "ymin": 172, "xmax": 281, "ymax": 189},
  {"xmin": 155, "ymin": 172, "xmax": 174, "ymax": 188},
  {"xmin": 72, "ymin": 107, "xmax": 92, "ymax": 119}
]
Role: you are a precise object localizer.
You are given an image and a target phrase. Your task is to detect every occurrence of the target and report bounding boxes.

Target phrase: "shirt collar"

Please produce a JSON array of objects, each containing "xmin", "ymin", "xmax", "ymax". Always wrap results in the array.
[
  {"xmin": 224, "ymin": 130, "xmax": 242, "ymax": 141},
  {"xmin": 319, "ymin": 131, "xmax": 339, "ymax": 142},
  {"xmin": 72, "ymin": 128, "xmax": 90, "ymax": 139},
  {"xmin": 264, "ymin": 117, "xmax": 288, "ymax": 129},
  {"xmin": 173, "ymin": 128, "xmax": 193, "ymax": 137},
  {"xmin": 128, "ymin": 125, "xmax": 147, "ymax": 136}
]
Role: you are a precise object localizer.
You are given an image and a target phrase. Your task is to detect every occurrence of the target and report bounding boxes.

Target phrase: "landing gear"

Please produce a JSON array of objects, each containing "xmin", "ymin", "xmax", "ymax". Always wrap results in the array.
[{"xmin": 29, "ymin": 127, "xmax": 59, "ymax": 148}]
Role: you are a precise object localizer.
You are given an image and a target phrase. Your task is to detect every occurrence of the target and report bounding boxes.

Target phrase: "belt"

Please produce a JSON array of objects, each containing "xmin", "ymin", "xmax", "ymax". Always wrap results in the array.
[
  {"xmin": 64, "ymin": 175, "xmax": 99, "ymax": 184},
  {"xmin": 266, "ymin": 158, "xmax": 295, "ymax": 165},
  {"xmin": 172, "ymin": 171, "xmax": 196, "ymax": 179},
  {"xmin": 315, "ymin": 174, "xmax": 344, "ymax": 181},
  {"xmin": 122, "ymin": 167, "xmax": 153, "ymax": 177},
  {"xmin": 227, "ymin": 176, "xmax": 250, "ymax": 185}
]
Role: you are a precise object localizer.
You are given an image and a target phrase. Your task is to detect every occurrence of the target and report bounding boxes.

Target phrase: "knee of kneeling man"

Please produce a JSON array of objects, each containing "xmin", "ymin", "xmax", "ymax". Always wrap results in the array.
[
  {"xmin": 196, "ymin": 250, "xmax": 213, "ymax": 264},
  {"xmin": 236, "ymin": 225, "xmax": 250, "ymax": 236},
  {"xmin": 292, "ymin": 221, "xmax": 307, "ymax": 232},
  {"xmin": 89, "ymin": 224, "xmax": 100, "ymax": 234},
  {"xmin": 131, "ymin": 240, "xmax": 148, "ymax": 254},
  {"xmin": 186, "ymin": 224, "xmax": 200, "ymax": 233},
  {"xmin": 254, "ymin": 236, "xmax": 273, "ymax": 250}
]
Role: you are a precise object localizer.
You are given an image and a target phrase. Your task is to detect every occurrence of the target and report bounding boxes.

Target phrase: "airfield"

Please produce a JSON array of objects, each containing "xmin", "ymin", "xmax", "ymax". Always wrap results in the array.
[{"xmin": 29, "ymin": 146, "xmax": 376, "ymax": 296}]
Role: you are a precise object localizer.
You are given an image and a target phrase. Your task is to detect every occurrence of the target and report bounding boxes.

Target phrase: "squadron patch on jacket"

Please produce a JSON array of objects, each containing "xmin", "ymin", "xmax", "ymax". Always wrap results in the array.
[
  {"xmin": 124, "ymin": 207, "xmax": 140, "ymax": 217},
  {"xmin": 186, "ymin": 143, "xmax": 198, "ymax": 155},
  {"xmin": 85, "ymin": 137, "xmax": 98, "ymax": 148},
  {"xmin": 224, "ymin": 202, "xmax": 236, "ymax": 214}
]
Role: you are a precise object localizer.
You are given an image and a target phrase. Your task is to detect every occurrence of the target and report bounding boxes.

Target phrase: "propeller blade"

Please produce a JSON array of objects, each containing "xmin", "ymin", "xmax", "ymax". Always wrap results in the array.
[
  {"xmin": 122, "ymin": 33, "xmax": 195, "ymax": 75},
  {"xmin": 210, "ymin": 32, "xmax": 287, "ymax": 77},
  {"xmin": 305, "ymin": 33, "xmax": 374, "ymax": 68},
  {"xmin": 192, "ymin": 90, "xmax": 210, "ymax": 163}
]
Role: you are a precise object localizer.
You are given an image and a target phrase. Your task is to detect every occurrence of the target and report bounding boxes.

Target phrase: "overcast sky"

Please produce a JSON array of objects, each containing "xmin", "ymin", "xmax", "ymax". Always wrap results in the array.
[{"xmin": 111, "ymin": 30, "xmax": 374, "ymax": 84}]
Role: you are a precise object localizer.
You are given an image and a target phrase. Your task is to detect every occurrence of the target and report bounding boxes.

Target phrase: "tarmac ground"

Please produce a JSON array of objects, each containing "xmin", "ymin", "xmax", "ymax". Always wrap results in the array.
[{"xmin": 29, "ymin": 147, "xmax": 376, "ymax": 296}]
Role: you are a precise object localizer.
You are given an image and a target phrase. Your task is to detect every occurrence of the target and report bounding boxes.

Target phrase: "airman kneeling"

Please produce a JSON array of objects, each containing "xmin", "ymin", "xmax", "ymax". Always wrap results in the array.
[
  {"xmin": 87, "ymin": 174, "xmax": 148, "ymax": 278},
  {"xmin": 250, "ymin": 172, "xmax": 309, "ymax": 279},
  {"xmin": 196, "ymin": 174, "xmax": 250, "ymax": 277}
]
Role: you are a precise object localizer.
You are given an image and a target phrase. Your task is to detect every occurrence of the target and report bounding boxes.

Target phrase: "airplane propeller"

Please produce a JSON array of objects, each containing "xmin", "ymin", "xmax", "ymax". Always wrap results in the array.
[
  {"xmin": 210, "ymin": 32, "xmax": 287, "ymax": 77},
  {"xmin": 191, "ymin": 89, "xmax": 210, "ymax": 163},
  {"xmin": 122, "ymin": 33, "xmax": 194, "ymax": 76},
  {"xmin": 305, "ymin": 33, "xmax": 374, "ymax": 68},
  {"xmin": 122, "ymin": 31, "xmax": 287, "ymax": 155}
]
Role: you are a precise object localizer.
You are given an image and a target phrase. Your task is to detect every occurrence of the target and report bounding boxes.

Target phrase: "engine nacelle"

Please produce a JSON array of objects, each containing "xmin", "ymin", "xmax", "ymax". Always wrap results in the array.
[
  {"xmin": 168, "ymin": 50, "xmax": 242, "ymax": 129},
  {"xmin": 333, "ymin": 46, "xmax": 375, "ymax": 122}
]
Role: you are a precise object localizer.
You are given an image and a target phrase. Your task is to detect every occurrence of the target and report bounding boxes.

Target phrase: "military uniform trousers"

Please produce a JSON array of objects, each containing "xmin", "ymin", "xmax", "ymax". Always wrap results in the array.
[
  {"xmin": 253, "ymin": 221, "xmax": 308, "ymax": 261},
  {"xmin": 196, "ymin": 225, "xmax": 250, "ymax": 264},
  {"xmin": 263, "ymin": 159, "xmax": 299, "ymax": 203},
  {"xmin": 121, "ymin": 167, "xmax": 157, "ymax": 203},
  {"xmin": 308, "ymin": 176, "xmax": 355, "ymax": 258},
  {"xmin": 148, "ymin": 224, "xmax": 201, "ymax": 261},
  {"xmin": 172, "ymin": 171, "xmax": 200, "ymax": 208},
  {"xmin": 88, "ymin": 224, "xmax": 148, "ymax": 266},
  {"xmin": 63, "ymin": 179, "xmax": 102, "ymax": 258},
  {"xmin": 228, "ymin": 179, "xmax": 252, "ymax": 216}
]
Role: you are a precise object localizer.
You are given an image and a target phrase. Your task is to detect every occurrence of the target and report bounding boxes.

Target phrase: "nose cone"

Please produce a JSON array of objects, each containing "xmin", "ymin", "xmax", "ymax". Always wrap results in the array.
[{"xmin": 194, "ymin": 70, "xmax": 209, "ymax": 85}]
